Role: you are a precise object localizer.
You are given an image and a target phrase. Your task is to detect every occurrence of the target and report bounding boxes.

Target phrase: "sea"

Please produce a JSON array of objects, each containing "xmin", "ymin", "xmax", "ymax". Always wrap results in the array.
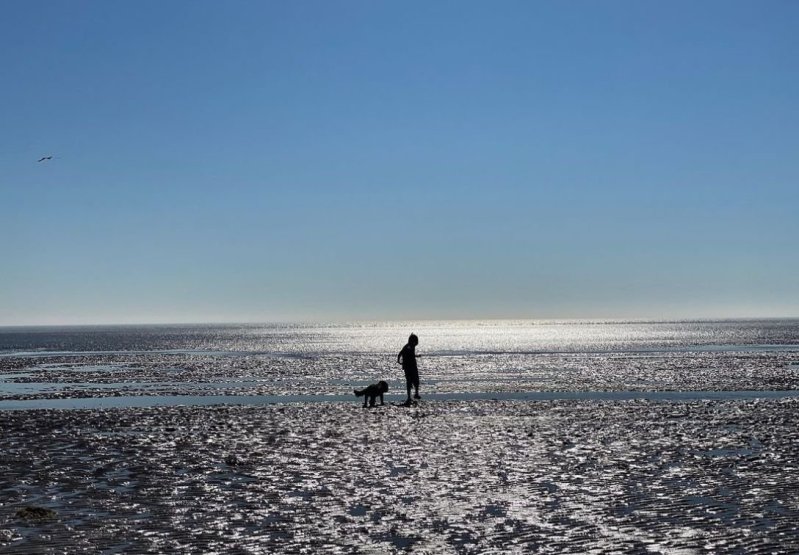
[
  {"xmin": 1, "ymin": 319, "xmax": 798, "ymax": 409},
  {"xmin": 2, "ymin": 320, "xmax": 799, "ymax": 552}
]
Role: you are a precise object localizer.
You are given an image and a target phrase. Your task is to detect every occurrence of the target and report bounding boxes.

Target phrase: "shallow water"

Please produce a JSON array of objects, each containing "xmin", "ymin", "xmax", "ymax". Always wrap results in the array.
[
  {"xmin": 1, "ymin": 321, "xmax": 798, "ymax": 552},
  {"xmin": 1, "ymin": 320, "xmax": 798, "ymax": 403},
  {"xmin": 2, "ymin": 388, "xmax": 799, "ymax": 411}
]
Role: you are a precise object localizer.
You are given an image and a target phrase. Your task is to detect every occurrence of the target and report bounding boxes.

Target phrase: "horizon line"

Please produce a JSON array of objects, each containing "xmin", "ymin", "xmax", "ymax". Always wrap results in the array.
[{"xmin": 1, "ymin": 315, "xmax": 798, "ymax": 329}]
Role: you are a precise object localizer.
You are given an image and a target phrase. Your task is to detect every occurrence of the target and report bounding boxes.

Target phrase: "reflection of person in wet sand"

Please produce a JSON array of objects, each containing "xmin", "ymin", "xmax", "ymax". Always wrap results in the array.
[{"xmin": 397, "ymin": 333, "xmax": 421, "ymax": 406}]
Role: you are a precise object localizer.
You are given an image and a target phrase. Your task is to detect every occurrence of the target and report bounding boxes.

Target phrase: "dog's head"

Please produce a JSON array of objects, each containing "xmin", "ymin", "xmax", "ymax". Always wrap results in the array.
[{"xmin": 378, "ymin": 380, "xmax": 389, "ymax": 393}]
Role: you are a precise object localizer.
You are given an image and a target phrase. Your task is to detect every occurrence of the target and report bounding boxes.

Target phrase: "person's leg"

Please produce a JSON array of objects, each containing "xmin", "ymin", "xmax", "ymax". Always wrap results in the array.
[{"xmin": 413, "ymin": 374, "xmax": 420, "ymax": 399}]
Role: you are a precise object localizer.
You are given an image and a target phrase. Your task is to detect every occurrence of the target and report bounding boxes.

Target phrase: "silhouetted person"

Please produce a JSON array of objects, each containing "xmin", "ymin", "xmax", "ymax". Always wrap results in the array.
[
  {"xmin": 397, "ymin": 333, "xmax": 421, "ymax": 406},
  {"xmin": 354, "ymin": 380, "xmax": 388, "ymax": 408}
]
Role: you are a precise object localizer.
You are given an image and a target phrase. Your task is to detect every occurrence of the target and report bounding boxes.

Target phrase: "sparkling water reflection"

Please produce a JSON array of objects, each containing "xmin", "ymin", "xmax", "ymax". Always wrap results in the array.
[
  {"xmin": 1, "ymin": 321, "xmax": 798, "ymax": 553},
  {"xmin": 1, "ymin": 320, "xmax": 798, "ymax": 402}
]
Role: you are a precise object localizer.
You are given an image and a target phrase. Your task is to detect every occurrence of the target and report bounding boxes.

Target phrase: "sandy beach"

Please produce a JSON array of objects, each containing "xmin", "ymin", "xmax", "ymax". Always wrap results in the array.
[{"xmin": 2, "ymin": 398, "xmax": 798, "ymax": 553}]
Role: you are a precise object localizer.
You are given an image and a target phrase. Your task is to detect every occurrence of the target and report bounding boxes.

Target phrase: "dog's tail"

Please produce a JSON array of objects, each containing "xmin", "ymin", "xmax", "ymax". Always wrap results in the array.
[{"xmin": 354, "ymin": 388, "xmax": 364, "ymax": 397}]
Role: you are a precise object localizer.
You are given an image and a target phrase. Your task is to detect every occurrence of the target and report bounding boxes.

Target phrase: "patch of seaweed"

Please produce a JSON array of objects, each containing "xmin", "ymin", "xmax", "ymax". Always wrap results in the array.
[{"xmin": 15, "ymin": 506, "xmax": 56, "ymax": 521}]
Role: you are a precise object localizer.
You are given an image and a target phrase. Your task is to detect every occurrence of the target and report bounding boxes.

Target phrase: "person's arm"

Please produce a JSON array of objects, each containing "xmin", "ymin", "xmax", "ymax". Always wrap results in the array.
[{"xmin": 397, "ymin": 349, "xmax": 403, "ymax": 364}]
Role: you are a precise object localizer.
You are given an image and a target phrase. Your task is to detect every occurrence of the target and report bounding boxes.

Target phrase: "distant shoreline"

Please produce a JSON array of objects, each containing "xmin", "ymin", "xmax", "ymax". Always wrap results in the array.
[{"xmin": 2, "ymin": 316, "xmax": 799, "ymax": 329}]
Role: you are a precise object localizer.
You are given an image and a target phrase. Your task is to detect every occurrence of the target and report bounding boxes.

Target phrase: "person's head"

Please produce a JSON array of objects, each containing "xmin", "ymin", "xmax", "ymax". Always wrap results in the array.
[{"xmin": 408, "ymin": 333, "xmax": 418, "ymax": 346}]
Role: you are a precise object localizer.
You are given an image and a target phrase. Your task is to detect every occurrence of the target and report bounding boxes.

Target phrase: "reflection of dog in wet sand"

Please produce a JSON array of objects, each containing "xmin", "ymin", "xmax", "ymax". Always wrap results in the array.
[{"xmin": 354, "ymin": 381, "xmax": 388, "ymax": 408}]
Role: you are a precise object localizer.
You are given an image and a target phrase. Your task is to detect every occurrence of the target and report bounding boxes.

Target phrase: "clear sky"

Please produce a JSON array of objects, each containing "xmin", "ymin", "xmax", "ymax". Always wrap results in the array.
[{"xmin": 1, "ymin": 1, "xmax": 797, "ymax": 325}]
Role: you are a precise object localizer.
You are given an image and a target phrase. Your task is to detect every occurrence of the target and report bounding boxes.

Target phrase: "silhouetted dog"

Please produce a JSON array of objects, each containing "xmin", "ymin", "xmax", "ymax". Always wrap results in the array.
[{"xmin": 354, "ymin": 381, "xmax": 388, "ymax": 407}]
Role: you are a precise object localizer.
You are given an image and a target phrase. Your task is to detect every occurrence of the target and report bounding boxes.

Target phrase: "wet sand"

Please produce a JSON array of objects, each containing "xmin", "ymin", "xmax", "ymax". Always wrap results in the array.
[
  {"xmin": 2, "ymin": 398, "xmax": 799, "ymax": 553},
  {"xmin": 2, "ymin": 349, "xmax": 798, "ymax": 402}
]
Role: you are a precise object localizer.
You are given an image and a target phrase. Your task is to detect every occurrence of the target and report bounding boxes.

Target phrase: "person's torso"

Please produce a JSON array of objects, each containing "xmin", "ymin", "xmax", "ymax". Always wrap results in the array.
[{"xmin": 401, "ymin": 344, "xmax": 417, "ymax": 370}]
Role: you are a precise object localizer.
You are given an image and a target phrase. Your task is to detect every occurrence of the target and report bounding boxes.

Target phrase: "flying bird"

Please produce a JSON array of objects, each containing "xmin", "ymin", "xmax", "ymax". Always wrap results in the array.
[{"xmin": 37, "ymin": 156, "xmax": 53, "ymax": 163}]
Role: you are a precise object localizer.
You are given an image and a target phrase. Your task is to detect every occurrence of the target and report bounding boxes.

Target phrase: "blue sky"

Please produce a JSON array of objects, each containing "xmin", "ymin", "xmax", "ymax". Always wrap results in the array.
[{"xmin": 1, "ymin": 1, "xmax": 797, "ymax": 324}]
